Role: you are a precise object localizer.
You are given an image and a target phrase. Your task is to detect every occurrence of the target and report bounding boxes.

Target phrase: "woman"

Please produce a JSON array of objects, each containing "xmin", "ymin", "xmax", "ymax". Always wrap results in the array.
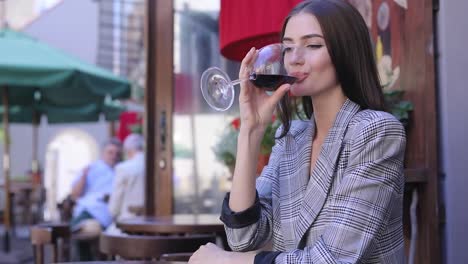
[{"xmin": 190, "ymin": 0, "xmax": 406, "ymax": 263}]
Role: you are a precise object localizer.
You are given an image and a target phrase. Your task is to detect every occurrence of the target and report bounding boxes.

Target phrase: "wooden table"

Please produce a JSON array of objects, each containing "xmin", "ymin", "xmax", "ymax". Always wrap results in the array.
[
  {"xmin": 1, "ymin": 181, "xmax": 41, "ymax": 225},
  {"xmin": 57, "ymin": 261, "xmax": 186, "ymax": 264},
  {"xmin": 116, "ymin": 214, "xmax": 228, "ymax": 249},
  {"xmin": 116, "ymin": 214, "xmax": 224, "ymax": 235}
]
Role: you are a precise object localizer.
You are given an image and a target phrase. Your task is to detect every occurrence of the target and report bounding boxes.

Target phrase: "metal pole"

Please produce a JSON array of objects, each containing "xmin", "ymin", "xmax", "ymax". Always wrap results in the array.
[
  {"xmin": 109, "ymin": 121, "xmax": 116, "ymax": 138},
  {"xmin": 2, "ymin": 86, "xmax": 11, "ymax": 252},
  {"xmin": 32, "ymin": 111, "xmax": 39, "ymax": 175}
]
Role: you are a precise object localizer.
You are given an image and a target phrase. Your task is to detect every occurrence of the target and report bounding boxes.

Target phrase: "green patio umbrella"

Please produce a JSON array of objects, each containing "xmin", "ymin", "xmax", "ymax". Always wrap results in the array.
[
  {"xmin": 0, "ymin": 97, "xmax": 126, "ymax": 123},
  {"xmin": 0, "ymin": 28, "xmax": 131, "ymax": 252},
  {"xmin": 0, "ymin": 100, "xmax": 125, "ymax": 181}
]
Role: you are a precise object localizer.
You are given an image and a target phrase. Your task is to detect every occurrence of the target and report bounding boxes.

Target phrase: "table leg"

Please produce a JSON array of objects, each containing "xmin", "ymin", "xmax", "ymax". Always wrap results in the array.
[{"xmin": 2, "ymin": 229, "xmax": 11, "ymax": 252}]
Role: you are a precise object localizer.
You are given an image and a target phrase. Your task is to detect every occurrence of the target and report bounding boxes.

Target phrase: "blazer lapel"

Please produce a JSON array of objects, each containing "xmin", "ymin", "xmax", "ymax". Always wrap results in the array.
[
  {"xmin": 278, "ymin": 119, "xmax": 314, "ymax": 248},
  {"xmin": 294, "ymin": 99, "xmax": 361, "ymax": 245}
]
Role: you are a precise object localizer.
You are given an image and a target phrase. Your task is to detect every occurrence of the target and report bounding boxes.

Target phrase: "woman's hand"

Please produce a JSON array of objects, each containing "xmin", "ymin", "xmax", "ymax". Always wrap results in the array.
[
  {"xmin": 188, "ymin": 243, "xmax": 231, "ymax": 264},
  {"xmin": 239, "ymin": 47, "xmax": 290, "ymax": 132},
  {"xmin": 188, "ymin": 243, "xmax": 256, "ymax": 264}
]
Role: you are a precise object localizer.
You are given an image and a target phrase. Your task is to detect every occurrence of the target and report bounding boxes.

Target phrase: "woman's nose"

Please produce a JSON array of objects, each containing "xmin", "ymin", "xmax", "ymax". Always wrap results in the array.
[{"xmin": 288, "ymin": 47, "xmax": 305, "ymax": 65}]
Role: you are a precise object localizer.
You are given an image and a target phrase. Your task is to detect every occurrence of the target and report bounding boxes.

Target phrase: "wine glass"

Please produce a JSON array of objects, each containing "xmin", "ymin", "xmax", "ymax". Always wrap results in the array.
[{"xmin": 200, "ymin": 43, "xmax": 297, "ymax": 111}]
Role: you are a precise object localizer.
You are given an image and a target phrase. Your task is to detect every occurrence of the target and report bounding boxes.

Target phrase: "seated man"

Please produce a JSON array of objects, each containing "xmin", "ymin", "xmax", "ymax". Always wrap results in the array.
[
  {"xmin": 70, "ymin": 138, "xmax": 122, "ymax": 232},
  {"xmin": 106, "ymin": 133, "xmax": 145, "ymax": 234}
]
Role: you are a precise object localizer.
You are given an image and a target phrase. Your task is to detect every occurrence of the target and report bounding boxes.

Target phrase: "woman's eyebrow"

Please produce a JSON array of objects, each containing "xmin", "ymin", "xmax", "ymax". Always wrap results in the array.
[{"xmin": 282, "ymin": 34, "xmax": 324, "ymax": 42}]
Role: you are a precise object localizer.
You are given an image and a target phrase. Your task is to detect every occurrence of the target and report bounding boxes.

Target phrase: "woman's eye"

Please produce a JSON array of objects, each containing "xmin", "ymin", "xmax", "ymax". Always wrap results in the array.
[
  {"xmin": 283, "ymin": 47, "xmax": 292, "ymax": 53},
  {"xmin": 307, "ymin": 44, "xmax": 323, "ymax": 49}
]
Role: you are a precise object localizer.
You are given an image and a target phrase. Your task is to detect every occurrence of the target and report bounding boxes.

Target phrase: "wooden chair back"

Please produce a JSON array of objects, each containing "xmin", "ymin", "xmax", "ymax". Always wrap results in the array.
[
  {"xmin": 56, "ymin": 195, "xmax": 75, "ymax": 222},
  {"xmin": 30, "ymin": 226, "xmax": 52, "ymax": 264},
  {"xmin": 99, "ymin": 233, "xmax": 216, "ymax": 260}
]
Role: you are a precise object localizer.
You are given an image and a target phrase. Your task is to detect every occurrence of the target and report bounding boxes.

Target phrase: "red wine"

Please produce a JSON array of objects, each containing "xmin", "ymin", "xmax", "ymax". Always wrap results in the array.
[{"xmin": 249, "ymin": 74, "xmax": 297, "ymax": 91}]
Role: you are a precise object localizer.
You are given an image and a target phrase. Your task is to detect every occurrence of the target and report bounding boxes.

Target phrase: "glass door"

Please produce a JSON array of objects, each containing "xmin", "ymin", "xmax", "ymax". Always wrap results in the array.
[{"xmin": 172, "ymin": 0, "xmax": 240, "ymax": 214}]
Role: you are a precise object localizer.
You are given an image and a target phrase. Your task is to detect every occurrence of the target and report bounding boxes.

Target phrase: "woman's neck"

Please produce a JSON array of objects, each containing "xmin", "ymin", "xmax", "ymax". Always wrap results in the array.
[{"xmin": 312, "ymin": 89, "xmax": 347, "ymax": 140}]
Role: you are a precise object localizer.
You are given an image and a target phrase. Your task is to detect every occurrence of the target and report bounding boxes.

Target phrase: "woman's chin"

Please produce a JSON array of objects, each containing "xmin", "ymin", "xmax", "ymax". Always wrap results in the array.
[{"xmin": 290, "ymin": 85, "xmax": 306, "ymax": 97}]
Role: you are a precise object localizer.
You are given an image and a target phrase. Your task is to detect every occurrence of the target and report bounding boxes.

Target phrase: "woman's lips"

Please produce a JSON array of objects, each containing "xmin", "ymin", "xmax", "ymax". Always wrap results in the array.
[{"xmin": 289, "ymin": 72, "xmax": 309, "ymax": 83}]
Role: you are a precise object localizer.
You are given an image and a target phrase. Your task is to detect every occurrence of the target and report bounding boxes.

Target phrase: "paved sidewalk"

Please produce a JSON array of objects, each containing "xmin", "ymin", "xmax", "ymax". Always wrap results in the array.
[{"xmin": 0, "ymin": 225, "xmax": 35, "ymax": 264}]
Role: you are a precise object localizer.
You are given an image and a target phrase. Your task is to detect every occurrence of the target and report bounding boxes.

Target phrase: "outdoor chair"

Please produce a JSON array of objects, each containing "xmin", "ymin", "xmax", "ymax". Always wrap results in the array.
[
  {"xmin": 30, "ymin": 222, "xmax": 71, "ymax": 264},
  {"xmin": 99, "ymin": 232, "xmax": 216, "ymax": 260},
  {"xmin": 14, "ymin": 185, "xmax": 46, "ymax": 225},
  {"xmin": 57, "ymin": 195, "xmax": 106, "ymax": 260},
  {"xmin": 56, "ymin": 195, "xmax": 75, "ymax": 222}
]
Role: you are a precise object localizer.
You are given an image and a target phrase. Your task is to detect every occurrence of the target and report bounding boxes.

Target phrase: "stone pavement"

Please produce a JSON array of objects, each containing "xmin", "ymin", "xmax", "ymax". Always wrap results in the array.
[{"xmin": 0, "ymin": 225, "xmax": 35, "ymax": 264}]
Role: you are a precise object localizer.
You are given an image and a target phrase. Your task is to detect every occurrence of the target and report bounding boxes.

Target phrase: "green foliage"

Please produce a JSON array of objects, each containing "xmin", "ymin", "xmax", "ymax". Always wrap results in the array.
[
  {"xmin": 130, "ymin": 123, "xmax": 143, "ymax": 134},
  {"xmin": 383, "ymin": 90, "xmax": 414, "ymax": 126},
  {"xmin": 212, "ymin": 122, "xmax": 238, "ymax": 167},
  {"xmin": 260, "ymin": 119, "xmax": 281, "ymax": 155},
  {"xmin": 213, "ymin": 117, "xmax": 280, "ymax": 167}
]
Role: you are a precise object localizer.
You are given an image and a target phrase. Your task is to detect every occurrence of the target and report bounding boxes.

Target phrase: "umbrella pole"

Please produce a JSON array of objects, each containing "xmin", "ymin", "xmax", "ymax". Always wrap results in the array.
[
  {"xmin": 2, "ymin": 86, "xmax": 11, "ymax": 252},
  {"xmin": 109, "ymin": 121, "xmax": 116, "ymax": 138},
  {"xmin": 32, "ymin": 112, "xmax": 39, "ymax": 177}
]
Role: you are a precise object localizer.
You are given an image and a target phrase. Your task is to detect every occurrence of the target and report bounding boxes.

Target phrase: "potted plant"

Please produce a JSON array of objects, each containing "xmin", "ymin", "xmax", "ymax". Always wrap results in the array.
[{"xmin": 213, "ymin": 117, "xmax": 280, "ymax": 178}]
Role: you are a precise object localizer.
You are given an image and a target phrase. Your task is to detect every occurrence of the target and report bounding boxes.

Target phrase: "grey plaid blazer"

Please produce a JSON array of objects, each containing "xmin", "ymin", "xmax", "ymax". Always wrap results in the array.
[{"xmin": 222, "ymin": 99, "xmax": 406, "ymax": 263}]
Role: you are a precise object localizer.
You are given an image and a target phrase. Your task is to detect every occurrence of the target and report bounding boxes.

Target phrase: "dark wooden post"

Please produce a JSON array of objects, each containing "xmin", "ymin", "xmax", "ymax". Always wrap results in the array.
[
  {"xmin": 145, "ymin": 0, "xmax": 174, "ymax": 216},
  {"xmin": 144, "ymin": 0, "xmax": 156, "ymax": 217},
  {"xmin": 400, "ymin": 0, "xmax": 440, "ymax": 262}
]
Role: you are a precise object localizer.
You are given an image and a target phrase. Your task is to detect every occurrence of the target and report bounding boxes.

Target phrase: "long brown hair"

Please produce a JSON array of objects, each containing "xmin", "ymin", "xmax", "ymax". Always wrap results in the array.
[{"xmin": 277, "ymin": 0, "xmax": 386, "ymax": 138}]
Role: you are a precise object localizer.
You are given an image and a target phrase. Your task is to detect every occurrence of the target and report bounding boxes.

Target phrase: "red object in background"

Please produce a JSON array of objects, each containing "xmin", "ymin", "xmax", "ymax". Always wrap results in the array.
[
  {"xmin": 31, "ymin": 170, "xmax": 42, "ymax": 185},
  {"xmin": 219, "ymin": 0, "xmax": 302, "ymax": 61},
  {"xmin": 118, "ymin": 111, "xmax": 141, "ymax": 141},
  {"xmin": 230, "ymin": 118, "xmax": 240, "ymax": 130}
]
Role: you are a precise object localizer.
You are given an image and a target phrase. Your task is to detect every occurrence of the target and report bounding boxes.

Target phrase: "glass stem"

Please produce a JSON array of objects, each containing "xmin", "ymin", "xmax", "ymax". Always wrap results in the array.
[{"xmin": 231, "ymin": 78, "xmax": 247, "ymax": 87}]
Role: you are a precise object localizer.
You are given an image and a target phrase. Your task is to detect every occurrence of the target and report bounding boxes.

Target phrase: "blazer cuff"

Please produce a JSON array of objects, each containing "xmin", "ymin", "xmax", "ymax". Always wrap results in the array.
[
  {"xmin": 254, "ymin": 251, "xmax": 282, "ymax": 264},
  {"xmin": 219, "ymin": 191, "xmax": 261, "ymax": 228}
]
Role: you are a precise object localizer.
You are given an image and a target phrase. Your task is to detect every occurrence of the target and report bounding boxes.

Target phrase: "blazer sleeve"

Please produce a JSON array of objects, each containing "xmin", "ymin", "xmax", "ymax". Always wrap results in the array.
[
  {"xmin": 108, "ymin": 164, "xmax": 127, "ymax": 219},
  {"xmin": 272, "ymin": 115, "xmax": 406, "ymax": 263},
  {"xmin": 220, "ymin": 127, "xmax": 285, "ymax": 252}
]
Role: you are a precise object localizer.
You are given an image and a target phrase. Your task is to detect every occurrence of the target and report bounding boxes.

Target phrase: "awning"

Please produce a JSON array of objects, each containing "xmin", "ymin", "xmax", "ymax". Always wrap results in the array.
[{"xmin": 219, "ymin": 0, "xmax": 302, "ymax": 61}]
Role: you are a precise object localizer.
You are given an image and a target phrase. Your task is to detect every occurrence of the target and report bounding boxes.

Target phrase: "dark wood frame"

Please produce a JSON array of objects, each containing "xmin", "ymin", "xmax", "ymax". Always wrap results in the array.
[
  {"xmin": 145, "ymin": 0, "xmax": 174, "ymax": 216},
  {"xmin": 399, "ymin": 0, "xmax": 440, "ymax": 263},
  {"xmin": 145, "ymin": 0, "xmax": 440, "ymax": 262}
]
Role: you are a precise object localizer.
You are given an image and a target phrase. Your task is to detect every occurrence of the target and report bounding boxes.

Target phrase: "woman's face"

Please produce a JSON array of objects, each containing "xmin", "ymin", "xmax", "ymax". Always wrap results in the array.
[{"xmin": 283, "ymin": 13, "xmax": 339, "ymax": 98}]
